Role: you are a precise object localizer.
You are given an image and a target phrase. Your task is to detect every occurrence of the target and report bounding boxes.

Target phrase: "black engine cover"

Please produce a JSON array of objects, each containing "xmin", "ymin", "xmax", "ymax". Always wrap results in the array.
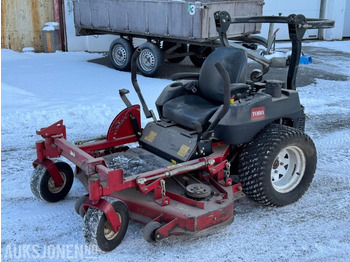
[{"xmin": 211, "ymin": 89, "xmax": 303, "ymax": 145}]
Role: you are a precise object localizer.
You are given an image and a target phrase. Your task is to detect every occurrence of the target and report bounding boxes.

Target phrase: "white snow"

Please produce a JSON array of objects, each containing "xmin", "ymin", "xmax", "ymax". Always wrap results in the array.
[{"xmin": 1, "ymin": 40, "xmax": 350, "ymax": 261}]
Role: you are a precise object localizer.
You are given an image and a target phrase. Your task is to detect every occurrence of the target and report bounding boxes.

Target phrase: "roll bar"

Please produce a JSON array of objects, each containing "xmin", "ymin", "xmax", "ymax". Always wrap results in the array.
[{"xmin": 214, "ymin": 12, "xmax": 335, "ymax": 90}]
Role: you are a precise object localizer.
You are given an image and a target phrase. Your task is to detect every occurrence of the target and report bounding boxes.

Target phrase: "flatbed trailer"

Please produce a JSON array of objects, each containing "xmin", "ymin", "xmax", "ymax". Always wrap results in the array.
[{"xmin": 73, "ymin": 0, "xmax": 264, "ymax": 76}]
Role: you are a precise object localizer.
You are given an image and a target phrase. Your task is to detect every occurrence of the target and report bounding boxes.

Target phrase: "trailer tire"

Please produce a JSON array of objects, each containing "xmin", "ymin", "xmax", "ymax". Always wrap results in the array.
[
  {"xmin": 143, "ymin": 221, "xmax": 161, "ymax": 243},
  {"xmin": 83, "ymin": 200, "xmax": 129, "ymax": 252},
  {"xmin": 189, "ymin": 45, "xmax": 213, "ymax": 68},
  {"xmin": 163, "ymin": 41, "xmax": 187, "ymax": 63},
  {"xmin": 75, "ymin": 195, "xmax": 89, "ymax": 217},
  {"xmin": 238, "ymin": 124, "xmax": 317, "ymax": 207},
  {"xmin": 30, "ymin": 161, "xmax": 74, "ymax": 203},
  {"xmin": 109, "ymin": 38, "xmax": 133, "ymax": 71},
  {"xmin": 137, "ymin": 42, "xmax": 164, "ymax": 77}
]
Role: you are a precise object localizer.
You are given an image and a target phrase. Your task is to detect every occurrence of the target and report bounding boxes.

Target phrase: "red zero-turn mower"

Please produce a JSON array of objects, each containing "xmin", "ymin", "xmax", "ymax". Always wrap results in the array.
[{"xmin": 31, "ymin": 13, "xmax": 334, "ymax": 251}]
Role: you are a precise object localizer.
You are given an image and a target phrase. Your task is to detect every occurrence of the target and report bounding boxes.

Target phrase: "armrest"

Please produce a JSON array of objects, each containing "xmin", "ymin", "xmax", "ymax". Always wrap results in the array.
[{"xmin": 170, "ymin": 72, "xmax": 200, "ymax": 81}]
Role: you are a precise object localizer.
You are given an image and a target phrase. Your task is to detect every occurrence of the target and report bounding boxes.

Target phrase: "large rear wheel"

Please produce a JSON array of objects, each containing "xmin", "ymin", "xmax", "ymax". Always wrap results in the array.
[{"xmin": 238, "ymin": 124, "xmax": 317, "ymax": 207}]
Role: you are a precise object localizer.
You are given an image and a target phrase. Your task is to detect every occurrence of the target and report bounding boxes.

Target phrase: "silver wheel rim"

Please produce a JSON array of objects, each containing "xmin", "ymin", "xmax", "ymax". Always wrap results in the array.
[
  {"xmin": 138, "ymin": 48, "xmax": 155, "ymax": 72},
  {"xmin": 104, "ymin": 213, "xmax": 121, "ymax": 241},
  {"xmin": 112, "ymin": 44, "xmax": 127, "ymax": 66},
  {"xmin": 48, "ymin": 172, "xmax": 66, "ymax": 194},
  {"xmin": 271, "ymin": 146, "xmax": 306, "ymax": 193}
]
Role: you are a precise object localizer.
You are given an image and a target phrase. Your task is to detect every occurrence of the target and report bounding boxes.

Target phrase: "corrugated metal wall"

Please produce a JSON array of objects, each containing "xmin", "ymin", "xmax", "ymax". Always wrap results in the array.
[{"xmin": 1, "ymin": 0, "xmax": 55, "ymax": 52}]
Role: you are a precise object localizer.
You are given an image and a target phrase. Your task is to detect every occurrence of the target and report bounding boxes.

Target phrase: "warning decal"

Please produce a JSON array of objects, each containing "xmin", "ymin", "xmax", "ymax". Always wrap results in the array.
[
  {"xmin": 177, "ymin": 144, "xmax": 190, "ymax": 157},
  {"xmin": 144, "ymin": 130, "xmax": 157, "ymax": 143}
]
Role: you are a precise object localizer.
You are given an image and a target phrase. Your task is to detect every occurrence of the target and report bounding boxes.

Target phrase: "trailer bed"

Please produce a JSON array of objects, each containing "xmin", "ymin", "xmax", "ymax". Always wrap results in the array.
[{"xmin": 74, "ymin": 0, "xmax": 263, "ymax": 41}]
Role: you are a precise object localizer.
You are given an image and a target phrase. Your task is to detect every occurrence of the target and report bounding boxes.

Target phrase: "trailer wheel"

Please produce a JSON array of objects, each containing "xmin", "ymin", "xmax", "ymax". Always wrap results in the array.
[
  {"xmin": 109, "ymin": 38, "xmax": 133, "ymax": 71},
  {"xmin": 143, "ymin": 221, "xmax": 161, "ymax": 243},
  {"xmin": 162, "ymin": 41, "xmax": 187, "ymax": 63},
  {"xmin": 31, "ymin": 161, "xmax": 74, "ymax": 203},
  {"xmin": 75, "ymin": 195, "xmax": 89, "ymax": 217},
  {"xmin": 238, "ymin": 124, "xmax": 317, "ymax": 207},
  {"xmin": 137, "ymin": 42, "xmax": 164, "ymax": 77},
  {"xmin": 83, "ymin": 200, "xmax": 129, "ymax": 252},
  {"xmin": 189, "ymin": 45, "xmax": 213, "ymax": 68}
]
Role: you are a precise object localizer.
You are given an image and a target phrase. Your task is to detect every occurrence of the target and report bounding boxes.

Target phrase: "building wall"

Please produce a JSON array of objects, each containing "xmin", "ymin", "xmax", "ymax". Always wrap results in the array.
[
  {"xmin": 1, "ymin": 0, "xmax": 55, "ymax": 52},
  {"xmin": 344, "ymin": 0, "xmax": 350, "ymax": 37},
  {"xmin": 64, "ymin": 0, "xmax": 116, "ymax": 52},
  {"xmin": 260, "ymin": 0, "xmax": 321, "ymax": 40}
]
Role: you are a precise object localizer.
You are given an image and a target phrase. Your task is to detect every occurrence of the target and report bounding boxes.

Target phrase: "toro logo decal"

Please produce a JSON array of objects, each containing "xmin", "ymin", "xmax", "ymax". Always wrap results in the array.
[{"xmin": 251, "ymin": 107, "xmax": 265, "ymax": 121}]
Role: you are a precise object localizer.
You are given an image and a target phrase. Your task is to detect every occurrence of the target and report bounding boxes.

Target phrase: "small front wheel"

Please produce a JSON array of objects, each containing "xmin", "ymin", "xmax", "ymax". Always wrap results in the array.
[
  {"xmin": 143, "ymin": 221, "xmax": 161, "ymax": 243},
  {"xmin": 75, "ymin": 195, "xmax": 89, "ymax": 217},
  {"xmin": 137, "ymin": 42, "xmax": 164, "ymax": 77},
  {"xmin": 83, "ymin": 200, "xmax": 129, "ymax": 252},
  {"xmin": 30, "ymin": 161, "xmax": 74, "ymax": 203}
]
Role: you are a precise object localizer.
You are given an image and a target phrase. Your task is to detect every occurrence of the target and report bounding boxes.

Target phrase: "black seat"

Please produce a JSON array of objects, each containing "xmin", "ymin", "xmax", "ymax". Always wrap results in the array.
[{"xmin": 161, "ymin": 47, "xmax": 247, "ymax": 131}]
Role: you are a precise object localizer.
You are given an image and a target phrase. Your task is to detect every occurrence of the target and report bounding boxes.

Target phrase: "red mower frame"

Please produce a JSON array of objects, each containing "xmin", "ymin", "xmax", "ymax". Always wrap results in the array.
[{"xmin": 33, "ymin": 104, "xmax": 244, "ymax": 250}]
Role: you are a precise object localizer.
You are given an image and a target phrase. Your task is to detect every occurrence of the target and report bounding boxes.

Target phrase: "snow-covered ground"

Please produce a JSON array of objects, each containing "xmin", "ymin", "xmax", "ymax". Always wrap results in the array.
[{"xmin": 1, "ymin": 41, "xmax": 350, "ymax": 261}]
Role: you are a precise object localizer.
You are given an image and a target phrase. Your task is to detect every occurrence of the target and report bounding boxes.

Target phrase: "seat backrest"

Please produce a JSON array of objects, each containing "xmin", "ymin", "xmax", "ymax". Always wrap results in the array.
[{"xmin": 198, "ymin": 47, "xmax": 247, "ymax": 104}]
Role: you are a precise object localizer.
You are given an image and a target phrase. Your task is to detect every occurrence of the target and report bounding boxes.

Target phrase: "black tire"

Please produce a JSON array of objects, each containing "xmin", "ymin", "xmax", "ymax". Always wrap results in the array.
[
  {"xmin": 136, "ymin": 42, "xmax": 164, "ymax": 77},
  {"xmin": 238, "ymin": 124, "xmax": 317, "ymax": 207},
  {"xmin": 109, "ymin": 38, "xmax": 133, "ymax": 71},
  {"xmin": 83, "ymin": 200, "xmax": 129, "ymax": 252},
  {"xmin": 31, "ymin": 161, "xmax": 74, "ymax": 203},
  {"xmin": 143, "ymin": 221, "xmax": 161, "ymax": 243},
  {"xmin": 250, "ymin": 69, "xmax": 263, "ymax": 82},
  {"xmin": 189, "ymin": 45, "xmax": 213, "ymax": 68},
  {"xmin": 162, "ymin": 41, "xmax": 187, "ymax": 63},
  {"xmin": 75, "ymin": 195, "xmax": 89, "ymax": 217}
]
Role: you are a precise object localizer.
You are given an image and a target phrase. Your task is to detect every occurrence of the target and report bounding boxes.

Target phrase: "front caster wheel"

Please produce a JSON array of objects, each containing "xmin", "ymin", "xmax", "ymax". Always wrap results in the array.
[
  {"xmin": 30, "ymin": 161, "xmax": 74, "ymax": 203},
  {"xmin": 238, "ymin": 124, "xmax": 317, "ymax": 207},
  {"xmin": 83, "ymin": 200, "xmax": 129, "ymax": 252},
  {"xmin": 75, "ymin": 195, "xmax": 89, "ymax": 217},
  {"xmin": 143, "ymin": 221, "xmax": 161, "ymax": 243}
]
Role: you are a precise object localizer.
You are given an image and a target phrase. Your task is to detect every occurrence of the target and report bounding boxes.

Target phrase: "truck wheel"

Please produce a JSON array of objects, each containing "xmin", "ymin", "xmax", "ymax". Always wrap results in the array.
[
  {"xmin": 83, "ymin": 200, "xmax": 129, "ymax": 252},
  {"xmin": 137, "ymin": 42, "xmax": 164, "ymax": 77},
  {"xmin": 189, "ymin": 45, "xmax": 212, "ymax": 67},
  {"xmin": 75, "ymin": 195, "xmax": 89, "ymax": 217},
  {"xmin": 238, "ymin": 124, "xmax": 317, "ymax": 207},
  {"xmin": 109, "ymin": 38, "xmax": 133, "ymax": 71},
  {"xmin": 31, "ymin": 161, "xmax": 74, "ymax": 203},
  {"xmin": 162, "ymin": 41, "xmax": 187, "ymax": 63},
  {"xmin": 143, "ymin": 221, "xmax": 161, "ymax": 243}
]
